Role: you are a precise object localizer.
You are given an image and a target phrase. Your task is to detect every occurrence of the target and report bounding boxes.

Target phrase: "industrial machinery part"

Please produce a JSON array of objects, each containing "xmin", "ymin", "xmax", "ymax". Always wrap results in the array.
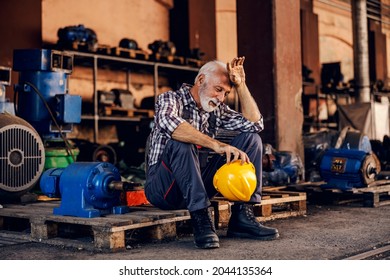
[
  {"xmin": 0, "ymin": 113, "xmax": 45, "ymax": 198},
  {"xmin": 213, "ymin": 160, "xmax": 256, "ymax": 201},
  {"xmin": 45, "ymin": 144, "xmax": 80, "ymax": 169},
  {"xmin": 119, "ymin": 38, "xmax": 139, "ymax": 50},
  {"xmin": 71, "ymin": 139, "xmax": 118, "ymax": 165},
  {"xmin": 40, "ymin": 162, "xmax": 141, "ymax": 218},
  {"xmin": 148, "ymin": 40, "xmax": 176, "ymax": 57},
  {"xmin": 57, "ymin": 24, "xmax": 98, "ymax": 52},
  {"xmin": 262, "ymin": 151, "xmax": 305, "ymax": 186},
  {"xmin": 303, "ymin": 127, "xmax": 371, "ymax": 182},
  {"xmin": 98, "ymin": 90, "xmax": 118, "ymax": 107},
  {"xmin": 0, "ymin": 66, "xmax": 14, "ymax": 114},
  {"xmin": 13, "ymin": 49, "xmax": 81, "ymax": 137},
  {"xmin": 93, "ymin": 144, "xmax": 117, "ymax": 165},
  {"xmin": 320, "ymin": 148, "xmax": 381, "ymax": 190},
  {"xmin": 13, "ymin": 49, "xmax": 82, "ymax": 168},
  {"xmin": 111, "ymin": 88, "xmax": 134, "ymax": 110},
  {"xmin": 334, "ymin": 126, "xmax": 372, "ymax": 152}
]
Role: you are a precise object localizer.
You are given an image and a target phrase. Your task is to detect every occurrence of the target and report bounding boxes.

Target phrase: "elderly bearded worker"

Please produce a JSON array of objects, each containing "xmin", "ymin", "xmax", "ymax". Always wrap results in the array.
[{"xmin": 144, "ymin": 57, "xmax": 279, "ymax": 249}]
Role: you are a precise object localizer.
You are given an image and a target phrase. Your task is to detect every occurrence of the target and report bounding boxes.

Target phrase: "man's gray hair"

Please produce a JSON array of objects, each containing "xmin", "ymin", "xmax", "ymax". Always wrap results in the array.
[{"xmin": 194, "ymin": 60, "xmax": 227, "ymax": 84}]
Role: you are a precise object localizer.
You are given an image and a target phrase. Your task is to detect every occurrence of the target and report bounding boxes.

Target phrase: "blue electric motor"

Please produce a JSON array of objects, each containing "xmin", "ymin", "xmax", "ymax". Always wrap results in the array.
[
  {"xmin": 320, "ymin": 148, "xmax": 381, "ymax": 190},
  {"xmin": 13, "ymin": 49, "xmax": 81, "ymax": 139},
  {"xmin": 40, "ymin": 162, "xmax": 129, "ymax": 218}
]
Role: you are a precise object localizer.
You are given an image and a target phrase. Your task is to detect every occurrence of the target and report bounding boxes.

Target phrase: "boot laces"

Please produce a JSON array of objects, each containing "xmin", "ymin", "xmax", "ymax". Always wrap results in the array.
[
  {"xmin": 243, "ymin": 204, "xmax": 258, "ymax": 224},
  {"xmin": 192, "ymin": 209, "xmax": 215, "ymax": 233}
]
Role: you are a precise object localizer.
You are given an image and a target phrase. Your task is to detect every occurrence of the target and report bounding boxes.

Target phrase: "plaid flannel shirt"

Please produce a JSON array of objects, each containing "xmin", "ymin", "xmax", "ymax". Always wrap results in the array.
[{"xmin": 147, "ymin": 83, "xmax": 263, "ymax": 166}]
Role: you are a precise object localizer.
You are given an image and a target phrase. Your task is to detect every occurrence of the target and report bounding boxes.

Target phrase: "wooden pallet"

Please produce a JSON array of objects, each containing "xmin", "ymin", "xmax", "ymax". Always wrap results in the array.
[
  {"xmin": 186, "ymin": 58, "xmax": 205, "ymax": 68},
  {"xmin": 0, "ymin": 201, "xmax": 190, "ymax": 252},
  {"xmin": 255, "ymin": 189, "xmax": 307, "ymax": 221},
  {"xmin": 96, "ymin": 44, "xmax": 112, "ymax": 55},
  {"xmin": 210, "ymin": 199, "xmax": 230, "ymax": 229},
  {"xmin": 149, "ymin": 53, "xmax": 185, "ymax": 65},
  {"xmin": 211, "ymin": 189, "xmax": 307, "ymax": 225},
  {"xmin": 354, "ymin": 184, "xmax": 390, "ymax": 207},
  {"xmin": 285, "ymin": 180, "xmax": 390, "ymax": 207},
  {"xmin": 103, "ymin": 106, "xmax": 154, "ymax": 118},
  {"xmin": 59, "ymin": 41, "xmax": 95, "ymax": 52},
  {"xmin": 110, "ymin": 47, "xmax": 149, "ymax": 60}
]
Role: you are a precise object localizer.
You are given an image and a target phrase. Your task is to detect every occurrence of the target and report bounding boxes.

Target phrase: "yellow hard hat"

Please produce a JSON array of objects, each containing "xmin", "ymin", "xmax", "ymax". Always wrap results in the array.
[{"xmin": 213, "ymin": 160, "xmax": 257, "ymax": 201}]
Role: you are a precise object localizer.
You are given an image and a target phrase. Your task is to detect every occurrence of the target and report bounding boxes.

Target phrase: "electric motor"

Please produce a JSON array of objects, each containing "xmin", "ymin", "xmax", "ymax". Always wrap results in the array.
[
  {"xmin": 320, "ymin": 148, "xmax": 381, "ymax": 190},
  {"xmin": 0, "ymin": 113, "xmax": 45, "ymax": 197}
]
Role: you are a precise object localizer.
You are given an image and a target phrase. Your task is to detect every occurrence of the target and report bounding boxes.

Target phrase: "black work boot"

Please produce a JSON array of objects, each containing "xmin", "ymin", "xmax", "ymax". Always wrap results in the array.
[
  {"xmin": 190, "ymin": 207, "xmax": 220, "ymax": 249},
  {"xmin": 227, "ymin": 203, "xmax": 279, "ymax": 240}
]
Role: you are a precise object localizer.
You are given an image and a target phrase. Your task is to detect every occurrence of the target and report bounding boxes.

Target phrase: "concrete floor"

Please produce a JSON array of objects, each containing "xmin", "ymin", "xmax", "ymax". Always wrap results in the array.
[{"xmin": 1, "ymin": 202, "xmax": 390, "ymax": 260}]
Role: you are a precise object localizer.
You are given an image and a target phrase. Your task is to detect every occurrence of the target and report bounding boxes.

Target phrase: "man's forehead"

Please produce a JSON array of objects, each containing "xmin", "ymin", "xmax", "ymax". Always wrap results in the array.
[
  {"xmin": 207, "ymin": 70, "xmax": 229, "ymax": 84},
  {"xmin": 216, "ymin": 74, "xmax": 232, "ymax": 90}
]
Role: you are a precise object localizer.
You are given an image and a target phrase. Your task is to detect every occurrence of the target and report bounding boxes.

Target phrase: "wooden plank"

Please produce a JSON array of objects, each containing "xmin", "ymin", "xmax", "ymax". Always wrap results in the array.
[
  {"xmin": 130, "ymin": 211, "xmax": 176, "ymax": 220},
  {"xmin": 30, "ymin": 218, "xmax": 59, "ymax": 239},
  {"xmin": 367, "ymin": 180, "xmax": 390, "ymax": 188},
  {"xmin": 210, "ymin": 200, "xmax": 230, "ymax": 229},
  {"xmin": 109, "ymin": 216, "xmax": 190, "ymax": 232},
  {"xmin": 357, "ymin": 184, "xmax": 390, "ymax": 193},
  {"xmin": 140, "ymin": 222, "xmax": 177, "ymax": 241},
  {"xmin": 259, "ymin": 194, "xmax": 306, "ymax": 205}
]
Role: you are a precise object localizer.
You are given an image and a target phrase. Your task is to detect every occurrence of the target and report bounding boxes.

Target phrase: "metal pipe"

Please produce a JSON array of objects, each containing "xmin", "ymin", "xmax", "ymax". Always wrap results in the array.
[
  {"xmin": 108, "ymin": 181, "xmax": 143, "ymax": 192},
  {"xmin": 352, "ymin": 0, "xmax": 371, "ymax": 103}
]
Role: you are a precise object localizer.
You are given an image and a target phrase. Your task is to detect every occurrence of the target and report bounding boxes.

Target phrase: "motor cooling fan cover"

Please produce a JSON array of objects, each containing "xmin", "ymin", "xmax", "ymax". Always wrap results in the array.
[{"xmin": 0, "ymin": 113, "xmax": 45, "ymax": 197}]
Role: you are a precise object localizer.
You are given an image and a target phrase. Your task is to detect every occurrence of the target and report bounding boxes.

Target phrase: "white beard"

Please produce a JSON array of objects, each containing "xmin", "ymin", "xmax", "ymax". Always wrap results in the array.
[
  {"xmin": 200, "ymin": 97, "xmax": 219, "ymax": 112},
  {"xmin": 199, "ymin": 84, "xmax": 219, "ymax": 112}
]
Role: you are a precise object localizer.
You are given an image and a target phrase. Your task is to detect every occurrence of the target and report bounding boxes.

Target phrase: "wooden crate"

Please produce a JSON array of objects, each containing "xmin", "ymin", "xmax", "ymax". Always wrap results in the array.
[{"xmin": 0, "ymin": 201, "xmax": 190, "ymax": 252}]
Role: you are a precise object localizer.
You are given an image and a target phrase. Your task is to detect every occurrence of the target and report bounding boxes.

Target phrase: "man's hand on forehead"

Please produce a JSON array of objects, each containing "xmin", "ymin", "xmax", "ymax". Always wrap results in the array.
[{"xmin": 227, "ymin": 56, "xmax": 246, "ymax": 87}]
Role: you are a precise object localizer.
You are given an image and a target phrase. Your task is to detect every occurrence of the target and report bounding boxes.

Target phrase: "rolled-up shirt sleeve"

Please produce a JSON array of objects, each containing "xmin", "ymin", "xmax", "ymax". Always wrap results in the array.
[
  {"xmin": 218, "ymin": 104, "xmax": 264, "ymax": 133},
  {"xmin": 154, "ymin": 92, "xmax": 185, "ymax": 136}
]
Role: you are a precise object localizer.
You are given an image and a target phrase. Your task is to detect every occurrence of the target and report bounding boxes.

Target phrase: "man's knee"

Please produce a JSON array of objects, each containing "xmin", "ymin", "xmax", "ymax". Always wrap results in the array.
[
  {"xmin": 167, "ymin": 140, "xmax": 197, "ymax": 155},
  {"xmin": 232, "ymin": 132, "xmax": 262, "ymax": 151}
]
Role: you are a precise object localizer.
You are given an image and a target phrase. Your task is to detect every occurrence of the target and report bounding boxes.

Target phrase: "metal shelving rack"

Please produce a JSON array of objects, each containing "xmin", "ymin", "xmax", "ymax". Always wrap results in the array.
[{"xmin": 67, "ymin": 50, "xmax": 199, "ymax": 143}]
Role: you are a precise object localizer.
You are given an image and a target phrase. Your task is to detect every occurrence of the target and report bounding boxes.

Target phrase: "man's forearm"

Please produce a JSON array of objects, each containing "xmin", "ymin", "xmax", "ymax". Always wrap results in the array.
[
  {"xmin": 172, "ymin": 122, "xmax": 221, "ymax": 151},
  {"xmin": 172, "ymin": 120, "xmax": 250, "ymax": 163},
  {"xmin": 235, "ymin": 83, "xmax": 261, "ymax": 122}
]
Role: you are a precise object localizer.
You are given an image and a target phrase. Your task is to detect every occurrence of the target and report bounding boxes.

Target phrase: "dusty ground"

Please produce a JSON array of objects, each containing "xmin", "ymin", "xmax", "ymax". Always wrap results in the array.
[{"xmin": 1, "ymin": 202, "xmax": 390, "ymax": 260}]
